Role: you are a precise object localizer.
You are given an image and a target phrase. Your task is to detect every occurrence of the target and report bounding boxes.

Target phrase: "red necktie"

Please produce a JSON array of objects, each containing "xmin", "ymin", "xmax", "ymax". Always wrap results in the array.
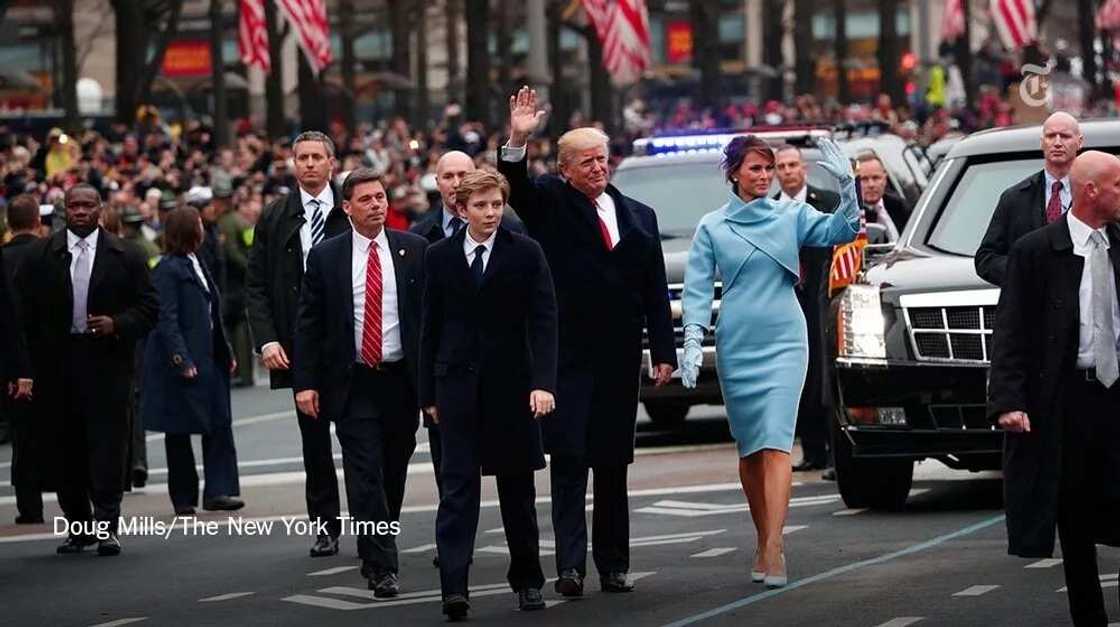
[
  {"xmin": 1045, "ymin": 180, "xmax": 1064, "ymax": 224},
  {"xmin": 360, "ymin": 242, "xmax": 383, "ymax": 366},
  {"xmin": 594, "ymin": 201, "xmax": 615, "ymax": 251}
]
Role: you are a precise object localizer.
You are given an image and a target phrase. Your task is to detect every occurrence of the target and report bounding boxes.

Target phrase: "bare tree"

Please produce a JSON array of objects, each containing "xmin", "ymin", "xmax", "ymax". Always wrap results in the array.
[
  {"xmin": 389, "ymin": 0, "xmax": 413, "ymax": 121},
  {"xmin": 339, "ymin": 0, "xmax": 358, "ymax": 132},
  {"xmin": 690, "ymin": 0, "xmax": 721, "ymax": 109},
  {"xmin": 54, "ymin": 0, "xmax": 80, "ymax": 131},
  {"xmin": 834, "ymin": 0, "xmax": 850, "ymax": 103},
  {"xmin": 877, "ymin": 0, "xmax": 903, "ymax": 104},
  {"xmin": 793, "ymin": 0, "xmax": 814, "ymax": 96},
  {"xmin": 446, "ymin": 0, "xmax": 462, "ymax": 104},
  {"xmin": 1078, "ymin": 0, "xmax": 1100, "ymax": 95},
  {"xmin": 762, "ymin": 0, "xmax": 783, "ymax": 101},
  {"xmin": 464, "ymin": 0, "xmax": 490, "ymax": 124},
  {"xmin": 111, "ymin": 0, "xmax": 184, "ymax": 123}
]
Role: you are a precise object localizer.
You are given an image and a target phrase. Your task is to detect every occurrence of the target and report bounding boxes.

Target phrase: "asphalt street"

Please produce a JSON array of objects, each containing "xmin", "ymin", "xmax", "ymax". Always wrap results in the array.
[{"xmin": 1, "ymin": 382, "xmax": 1117, "ymax": 627}]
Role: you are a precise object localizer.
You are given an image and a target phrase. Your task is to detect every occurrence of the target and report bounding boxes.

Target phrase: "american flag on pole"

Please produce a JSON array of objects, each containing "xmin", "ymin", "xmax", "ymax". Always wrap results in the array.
[
  {"xmin": 990, "ymin": 0, "xmax": 1036, "ymax": 51},
  {"xmin": 940, "ymin": 0, "xmax": 965, "ymax": 43},
  {"xmin": 1098, "ymin": 0, "xmax": 1120, "ymax": 31},
  {"xmin": 238, "ymin": 0, "xmax": 270, "ymax": 72},
  {"xmin": 581, "ymin": 0, "xmax": 652, "ymax": 86},
  {"xmin": 276, "ymin": 0, "xmax": 333, "ymax": 75},
  {"xmin": 828, "ymin": 216, "xmax": 869, "ymax": 296}
]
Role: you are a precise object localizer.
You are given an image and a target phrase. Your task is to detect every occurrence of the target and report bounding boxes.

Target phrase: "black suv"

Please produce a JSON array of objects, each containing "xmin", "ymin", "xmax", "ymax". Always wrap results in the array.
[{"xmin": 829, "ymin": 119, "xmax": 1120, "ymax": 510}]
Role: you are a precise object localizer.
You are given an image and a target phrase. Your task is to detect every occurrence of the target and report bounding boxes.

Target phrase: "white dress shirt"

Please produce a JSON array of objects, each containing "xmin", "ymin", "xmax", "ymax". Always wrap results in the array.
[
  {"xmin": 871, "ymin": 199, "xmax": 901, "ymax": 242},
  {"xmin": 299, "ymin": 185, "xmax": 334, "ymax": 270},
  {"xmin": 1067, "ymin": 212, "xmax": 1120, "ymax": 368},
  {"xmin": 779, "ymin": 186, "xmax": 808, "ymax": 204},
  {"xmin": 593, "ymin": 192, "xmax": 621, "ymax": 248},
  {"xmin": 67, "ymin": 228, "xmax": 99, "ymax": 280},
  {"xmin": 464, "ymin": 228, "xmax": 497, "ymax": 272},
  {"xmin": 186, "ymin": 253, "xmax": 210, "ymax": 292},
  {"xmin": 1044, "ymin": 170, "xmax": 1073, "ymax": 215},
  {"xmin": 353, "ymin": 228, "xmax": 403, "ymax": 363}
]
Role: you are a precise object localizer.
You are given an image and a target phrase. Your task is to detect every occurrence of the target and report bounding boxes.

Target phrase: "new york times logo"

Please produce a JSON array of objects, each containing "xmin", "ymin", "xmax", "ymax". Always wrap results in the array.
[{"xmin": 1020, "ymin": 61, "xmax": 1054, "ymax": 108}]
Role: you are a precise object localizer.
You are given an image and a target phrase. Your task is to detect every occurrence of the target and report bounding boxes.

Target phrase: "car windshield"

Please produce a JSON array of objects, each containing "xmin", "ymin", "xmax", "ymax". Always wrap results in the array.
[
  {"xmin": 925, "ymin": 157, "xmax": 1040, "ymax": 256},
  {"xmin": 612, "ymin": 157, "xmax": 839, "ymax": 236}
]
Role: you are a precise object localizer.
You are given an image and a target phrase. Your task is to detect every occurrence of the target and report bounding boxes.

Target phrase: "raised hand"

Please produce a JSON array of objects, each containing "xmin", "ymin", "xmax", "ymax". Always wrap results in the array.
[
  {"xmin": 816, "ymin": 138, "xmax": 854, "ymax": 186},
  {"xmin": 508, "ymin": 85, "xmax": 547, "ymax": 147}
]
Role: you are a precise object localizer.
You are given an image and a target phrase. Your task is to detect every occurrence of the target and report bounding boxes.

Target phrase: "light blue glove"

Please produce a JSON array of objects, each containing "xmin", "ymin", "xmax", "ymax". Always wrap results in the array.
[
  {"xmin": 816, "ymin": 138, "xmax": 855, "ymax": 188},
  {"xmin": 680, "ymin": 324, "xmax": 704, "ymax": 389}
]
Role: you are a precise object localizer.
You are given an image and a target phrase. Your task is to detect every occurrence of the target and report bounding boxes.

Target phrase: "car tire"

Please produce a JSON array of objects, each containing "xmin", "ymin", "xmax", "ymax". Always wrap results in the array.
[
  {"xmin": 831, "ymin": 414, "xmax": 914, "ymax": 511},
  {"xmin": 643, "ymin": 400, "xmax": 690, "ymax": 427}
]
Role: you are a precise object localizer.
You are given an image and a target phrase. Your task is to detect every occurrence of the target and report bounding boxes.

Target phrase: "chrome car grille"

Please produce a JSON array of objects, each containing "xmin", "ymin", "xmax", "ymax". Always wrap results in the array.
[
  {"xmin": 904, "ymin": 304, "xmax": 997, "ymax": 363},
  {"xmin": 643, "ymin": 282, "xmax": 721, "ymax": 349}
]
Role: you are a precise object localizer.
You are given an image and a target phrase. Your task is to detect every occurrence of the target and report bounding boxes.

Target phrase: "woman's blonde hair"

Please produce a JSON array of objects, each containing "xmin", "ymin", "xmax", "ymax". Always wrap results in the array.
[{"xmin": 557, "ymin": 127, "xmax": 610, "ymax": 166}]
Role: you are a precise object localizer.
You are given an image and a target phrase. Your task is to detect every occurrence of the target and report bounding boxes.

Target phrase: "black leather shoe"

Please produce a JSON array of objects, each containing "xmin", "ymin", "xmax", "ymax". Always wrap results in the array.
[
  {"xmin": 600, "ymin": 571, "xmax": 634, "ymax": 593},
  {"xmin": 174, "ymin": 505, "xmax": 196, "ymax": 516},
  {"xmin": 821, "ymin": 468, "xmax": 837, "ymax": 481},
  {"xmin": 203, "ymin": 496, "xmax": 245, "ymax": 511},
  {"xmin": 15, "ymin": 513, "xmax": 44, "ymax": 524},
  {"xmin": 97, "ymin": 532, "xmax": 122, "ymax": 556},
  {"xmin": 309, "ymin": 533, "xmax": 339, "ymax": 557},
  {"xmin": 368, "ymin": 572, "xmax": 400, "ymax": 598},
  {"xmin": 56, "ymin": 533, "xmax": 97, "ymax": 554},
  {"xmin": 554, "ymin": 569, "xmax": 584, "ymax": 597},
  {"xmin": 792, "ymin": 459, "xmax": 826, "ymax": 472},
  {"xmin": 132, "ymin": 467, "xmax": 148, "ymax": 488},
  {"xmin": 442, "ymin": 594, "xmax": 470, "ymax": 621},
  {"xmin": 517, "ymin": 588, "xmax": 546, "ymax": 611}
]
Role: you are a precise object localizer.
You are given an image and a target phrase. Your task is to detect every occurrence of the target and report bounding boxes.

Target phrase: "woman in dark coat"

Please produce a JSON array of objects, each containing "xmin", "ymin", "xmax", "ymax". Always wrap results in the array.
[{"xmin": 141, "ymin": 207, "xmax": 243, "ymax": 516}]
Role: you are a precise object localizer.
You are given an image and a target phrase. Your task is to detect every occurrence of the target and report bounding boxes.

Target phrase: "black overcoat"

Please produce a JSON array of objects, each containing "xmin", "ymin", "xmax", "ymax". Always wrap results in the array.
[
  {"xmin": 987, "ymin": 216, "xmax": 1120, "ymax": 557},
  {"xmin": 15, "ymin": 228, "xmax": 157, "ymax": 486},
  {"xmin": 975, "ymin": 170, "xmax": 1047, "ymax": 287},
  {"xmin": 141, "ymin": 255, "xmax": 233, "ymax": 434},
  {"xmin": 497, "ymin": 156, "xmax": 676, "ymax": 466},
  {"xmin": 418, "ymin": 226, "xmax": 558, "ymax": 476},
  {"xmin": 245, "ymin": 184, "xmax": 350, "ymax": 389}
]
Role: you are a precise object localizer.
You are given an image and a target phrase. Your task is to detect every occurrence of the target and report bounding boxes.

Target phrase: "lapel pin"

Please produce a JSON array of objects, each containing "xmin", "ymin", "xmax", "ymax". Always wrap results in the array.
[{"xmin": 398, "ymin": 248, "xmax": 406, "ymax": 256}]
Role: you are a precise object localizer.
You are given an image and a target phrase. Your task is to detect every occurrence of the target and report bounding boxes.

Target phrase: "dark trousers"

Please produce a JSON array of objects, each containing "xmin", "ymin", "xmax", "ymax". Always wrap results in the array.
[
  {"xmin": 164, "ymin": 424, "xmax": 241, "ymax": 507},
  {"xmin": 428, "ymin": 424, "xmax": 445, "ymax": 499},
  {"xmin": 295, "ymin": 394, "xmax": 341, "ymax": 538},
  {"xmin": 1058, "ymin": 374, "xmax": 1120, "ymax": 627},
  {"xmin": 339, "ymin": 365, "xmax": 416, "ymax": 577},
  {"xmin": 550, "ymin": 455, "xmax": 630, "ymax": 577},
  {"xmin": 8, "ymin": 396, "xmax": 43, "ymax": 519},
  {"xmin": 437, "ymin": 465, "xmax": 544, "ymax": 596},
  {"xmin": 128, "ymin": 340, "xmax": 148, "ymax": 477},
  {"xmin": 225, "ymin": 309, "xmax": 254, "ymax": 385},
  {"xmin": 57, "ymin": 338, "xmax": 131, "ymax": 533}
]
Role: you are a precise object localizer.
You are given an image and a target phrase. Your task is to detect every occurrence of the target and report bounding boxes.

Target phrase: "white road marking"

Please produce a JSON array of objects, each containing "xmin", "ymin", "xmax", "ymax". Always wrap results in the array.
[
  {"xmin": 1058, "ymin": 574, "xmax": 1119, "ymax": 592},
  {"xmin": 635, "ymin": 494, "xmax": 839, "ymax": 517},
  {"xmin": 783, "ymin": 525, "xmax": 808, "ymax": 535},
  {"xmin": 308, "ymin": 566, "xmax": 360, "ymax": 577},
  {"xmin": 952, "ymin": 585, "xmax": 1000, "ymax": 597},
  {"xmin": 198, "ymin": 592, "xmax": 255, "ymax": 602},
  {"xmin": 691, "ymin": 547, "xmax": 737, "ymax": 558},
  {"xmin": 484, "ymin": 527, "xmax": 505, "ymax": 534},
  {"xmin": 833, "ymin": 508, "xmax": 868, "ymax": 517},
  {"xmin": 145, "ymin": 410, "xmax": 296, "ymax": 443},
  {"xmin": 874, "ymin": 618, "xmax": 924, "ymax": 627},
  {"xmin": 1026, "ymin": 558, "xmax": 1063, "ymax": 568},
  {"xmin": 283, "ymin": 573, "xmax": 657, "ymax": 611},
  {"xmin": 88, "ymin": 619, "xmax": 148, "ymax": 627},
  {"xmin": 399, "ymin": 543, "xmax": 438, "ymax": 554}
]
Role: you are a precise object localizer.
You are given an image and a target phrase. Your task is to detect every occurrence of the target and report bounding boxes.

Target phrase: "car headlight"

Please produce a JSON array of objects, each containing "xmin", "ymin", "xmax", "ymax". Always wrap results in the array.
[{"xmin": 837, "ymin": 284, "xmax": 887, "ymax": 359}]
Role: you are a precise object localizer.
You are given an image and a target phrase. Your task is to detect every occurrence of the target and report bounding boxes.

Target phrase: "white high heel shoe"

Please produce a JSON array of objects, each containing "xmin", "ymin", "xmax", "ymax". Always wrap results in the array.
[
  {"xmin": 764, "ymin": 552, "xmax": 787, "ymax": 588},
  {"xmin": 750, "ymin": 549, "xmax": 765, "ymax": 582}
]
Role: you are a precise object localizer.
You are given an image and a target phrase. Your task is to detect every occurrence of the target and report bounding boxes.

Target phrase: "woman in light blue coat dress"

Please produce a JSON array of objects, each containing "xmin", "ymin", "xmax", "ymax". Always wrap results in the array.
[{"xmin": 680, "ymin": 136, "xmax": 859, "ymax": 587}]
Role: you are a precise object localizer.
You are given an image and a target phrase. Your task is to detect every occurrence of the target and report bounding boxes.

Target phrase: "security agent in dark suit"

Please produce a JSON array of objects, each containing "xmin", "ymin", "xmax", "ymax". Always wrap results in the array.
[
  {"xmin": 294, "ymin": 168, "xmax": 427, "ymax": 598},
  {"xmin": 408, "ymin": 150, "xmax": 524, "ymax": 569},
  {"xmin": 772, "ymin": 145, "xmax": 841, "ymax": 473},
  {"xmin": 855, "ymin": 153, "xmax": 910, "ymax": 243},
  {"xmin": 419, "ymin": 170, "xmax": 558, "ymax": 619},
  {"xmin": 988, "ymin": 151, "xmax": 1120, "ymax": 626},
  {"xmin": 975, "ymin": 112, "xmax": 1083, "ymax": 287},
  {"xmin": 246, "ymin": 131, "xmax": 351, "ymax": 557},
  {"xmin": 2, "ymin": 194, "xmax": 42, "ymax": 524},
  {"xmin": 15, "ymin": 184, "xmax": 158, "ymax": 556},
  {"xmin": 499, "ymin": 87, "xmax": 677, "ymax": 596}
]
